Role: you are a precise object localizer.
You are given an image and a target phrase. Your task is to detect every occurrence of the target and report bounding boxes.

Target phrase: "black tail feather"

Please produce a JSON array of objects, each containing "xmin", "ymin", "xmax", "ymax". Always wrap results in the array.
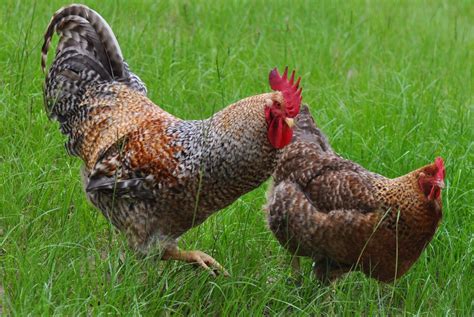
[
  {"xmin": 41, "ymin": 4, "xmax": 124, "ymax": 77},
  {"xmin": 42, "ymin": 4, "xmax": 147, "ymax": 121}
]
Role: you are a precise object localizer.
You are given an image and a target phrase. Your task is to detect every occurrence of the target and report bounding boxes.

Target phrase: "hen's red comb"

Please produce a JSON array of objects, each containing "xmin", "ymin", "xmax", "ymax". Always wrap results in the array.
[
  {"xmin": 435, "ymin": 157, "xmax": 445, "ymax": 180},
  {"xmin": 269, "ymin": 67, "xmax": 302, "ymax": 118}
]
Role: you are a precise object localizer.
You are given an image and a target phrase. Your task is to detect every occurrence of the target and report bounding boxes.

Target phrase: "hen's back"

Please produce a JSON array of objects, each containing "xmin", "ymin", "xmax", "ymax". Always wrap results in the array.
[{"xmin": 265, "ymin": 105, "xmax": 390, "ymax": 280}]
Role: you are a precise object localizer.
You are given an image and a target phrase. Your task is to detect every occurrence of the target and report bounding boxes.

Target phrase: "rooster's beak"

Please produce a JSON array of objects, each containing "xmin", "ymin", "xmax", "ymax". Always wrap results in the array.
[{"xmin": 285, "ymin": 118, "xmax": 295, "ymax": 128}]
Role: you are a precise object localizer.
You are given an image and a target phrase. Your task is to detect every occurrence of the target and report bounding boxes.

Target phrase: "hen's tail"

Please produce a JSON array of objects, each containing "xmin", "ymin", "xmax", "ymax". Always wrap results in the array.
[
  {"xmin": 293, "ymin": 105, "xmax": 332, "ymax": 152},
  {"xmin": 41, "ymin": 4, "xmax": 147, "ymax": 122},
  {"xmin": 265, "ymin": 180, "xmax": 331, "ymax": 257}
]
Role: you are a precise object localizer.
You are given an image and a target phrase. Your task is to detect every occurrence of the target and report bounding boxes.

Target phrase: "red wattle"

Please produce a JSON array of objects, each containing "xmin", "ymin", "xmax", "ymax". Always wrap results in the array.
[{"xmin": 268, "ymin": 116, "xmax": 293, "ymax": 149}]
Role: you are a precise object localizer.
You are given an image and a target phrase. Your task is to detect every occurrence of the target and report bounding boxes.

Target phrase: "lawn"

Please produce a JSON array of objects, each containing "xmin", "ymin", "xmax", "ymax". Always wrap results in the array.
[{"xmin": 0, "ymin": 0, "xmax": 473, "ymax": 315}]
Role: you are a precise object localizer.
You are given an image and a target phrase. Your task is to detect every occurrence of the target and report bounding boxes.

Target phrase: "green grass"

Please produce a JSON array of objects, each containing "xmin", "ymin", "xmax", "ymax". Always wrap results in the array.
[{"xmin": 1, "ymin": 0, "xmax": 473, "ymax": 315}]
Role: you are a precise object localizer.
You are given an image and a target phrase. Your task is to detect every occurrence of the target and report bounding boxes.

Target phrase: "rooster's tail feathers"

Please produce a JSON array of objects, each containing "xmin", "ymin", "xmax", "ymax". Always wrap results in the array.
[{"xmin": 42, "ymin": 4, "xmax": 147, "ymax": 119}]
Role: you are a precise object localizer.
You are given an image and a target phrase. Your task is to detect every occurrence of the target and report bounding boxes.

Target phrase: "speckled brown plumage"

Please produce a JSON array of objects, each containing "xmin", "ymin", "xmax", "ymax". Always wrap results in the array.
[
  {"xmin": 82, "ymin": 93, "xmax": 281, "ymax": 254},
  {"xmin": 41, "ymin": 4, "xmax": 302, "ymax": 274},
  {"xmin": 266, "ymin": 105, "xmax": 445, "ymax": 282}
]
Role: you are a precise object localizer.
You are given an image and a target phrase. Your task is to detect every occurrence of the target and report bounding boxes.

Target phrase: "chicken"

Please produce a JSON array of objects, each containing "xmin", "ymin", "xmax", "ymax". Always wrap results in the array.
[
  {"xmin": 265, "ymin": 105, "xmax": 445, "ymax": 283},
  {"xmin": 41, "ymin": 4, "xmax": 303, "ymax": 275}
]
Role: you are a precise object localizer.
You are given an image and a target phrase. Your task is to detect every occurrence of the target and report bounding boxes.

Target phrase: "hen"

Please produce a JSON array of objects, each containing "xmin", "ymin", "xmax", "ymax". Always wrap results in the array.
[
  {"xmin": 41, "ymin": 4, "xmax": 302, "ymax": 275},
  {"xmin": 266, "ymin": 105, "xmax": 445, "ymax": 282}
]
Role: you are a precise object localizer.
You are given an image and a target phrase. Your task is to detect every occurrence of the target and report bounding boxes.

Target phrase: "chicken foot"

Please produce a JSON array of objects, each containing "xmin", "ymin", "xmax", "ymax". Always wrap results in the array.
[{"xmin": 162, "ymin": 247, "xmax": 229, "ymax": 277}]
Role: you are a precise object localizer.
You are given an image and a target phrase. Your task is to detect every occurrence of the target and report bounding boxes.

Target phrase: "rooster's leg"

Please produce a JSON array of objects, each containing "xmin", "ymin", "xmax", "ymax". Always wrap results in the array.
[{"xmin": 162, "ymin": 247, "xmax": 229, "ymax": 277}]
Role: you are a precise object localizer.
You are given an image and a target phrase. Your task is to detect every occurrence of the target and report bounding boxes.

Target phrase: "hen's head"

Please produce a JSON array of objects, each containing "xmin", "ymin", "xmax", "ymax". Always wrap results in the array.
[
  {"xmin": 418, "ymin": 157, "xmax": 446, "ymax": 201},
  {"xmin": 265, "ymin": 67, "xmax": 302, "ymax": 149}
]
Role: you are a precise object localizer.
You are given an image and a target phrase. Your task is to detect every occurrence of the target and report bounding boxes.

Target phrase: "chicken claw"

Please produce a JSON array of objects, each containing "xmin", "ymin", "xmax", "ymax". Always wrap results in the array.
[{"xmin": 163, "ymin": 248, "xmax": 229, "ymax": 277}]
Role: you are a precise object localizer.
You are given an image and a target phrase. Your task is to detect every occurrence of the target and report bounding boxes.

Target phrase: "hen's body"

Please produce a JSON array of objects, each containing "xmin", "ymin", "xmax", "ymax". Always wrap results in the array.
[
  {"xmin": 41, "ymin": 4, "xmax": 300, "ymax": 272},
  {"xmin": 266, "ymin": 106, "xmax": 443, "ymax": 282}
]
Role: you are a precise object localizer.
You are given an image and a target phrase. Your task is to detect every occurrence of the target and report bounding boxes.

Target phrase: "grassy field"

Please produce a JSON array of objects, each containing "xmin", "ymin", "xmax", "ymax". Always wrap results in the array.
[{"xmin": 1, "ymin": 0, "xmax": 473, "ymax": 315}]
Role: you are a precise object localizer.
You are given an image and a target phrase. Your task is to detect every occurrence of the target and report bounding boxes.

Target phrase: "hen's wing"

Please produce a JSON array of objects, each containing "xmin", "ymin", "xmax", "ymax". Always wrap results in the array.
[
  {"xmin": 276, "ymin": 105, "xmax": 381, "ymax": 214},
  {"xmin": 302, "ymin": 158, "xmax": 380, "ymax": 214},
  {"xmin": 267, "ymin": 177, "xmax": 379, "ymax": 258}
]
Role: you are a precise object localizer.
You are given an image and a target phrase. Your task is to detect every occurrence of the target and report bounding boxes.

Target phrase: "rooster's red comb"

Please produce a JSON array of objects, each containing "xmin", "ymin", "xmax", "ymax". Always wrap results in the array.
[
  {"xmin": 269, "ymin": 67, "xmax": 302, "ymax": 118},
  {"xmin": 435, "ymin": 157, "xmax": 445, "ymax": 180}
]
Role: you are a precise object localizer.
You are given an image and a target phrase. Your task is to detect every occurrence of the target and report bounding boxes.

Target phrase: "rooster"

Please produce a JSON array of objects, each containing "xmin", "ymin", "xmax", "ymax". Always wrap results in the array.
[
  {"xmin": 41, "ymin": 4, "xmax": 302, "ymax": 275},
  {"xmin": 265, "ymin": 105, "xmax": 445, "ymax": 282}
]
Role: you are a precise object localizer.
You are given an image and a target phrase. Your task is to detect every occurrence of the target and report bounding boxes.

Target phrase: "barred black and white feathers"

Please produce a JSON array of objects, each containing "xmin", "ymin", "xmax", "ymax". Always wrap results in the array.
[
  {"xmin": 41, "ymin": 4, "xmax": 147, "ymax": 119},
  {"xmin": 41, "ymin": 4, "xmax": 148, "ymax": 160},
  {"xmin": 41, "ymin": 4, "xmax": 305, "ymax": 273}
]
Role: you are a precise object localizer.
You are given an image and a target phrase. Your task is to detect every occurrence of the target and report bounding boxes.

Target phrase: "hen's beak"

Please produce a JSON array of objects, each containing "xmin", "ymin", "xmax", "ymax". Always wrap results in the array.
[
  {"xmin": 436, "ymin": 179, "xmax": 445, "ymax": 189},
  {"xmin": 285, "ymin": 118, "xmax": 295, "ymax": 128}
]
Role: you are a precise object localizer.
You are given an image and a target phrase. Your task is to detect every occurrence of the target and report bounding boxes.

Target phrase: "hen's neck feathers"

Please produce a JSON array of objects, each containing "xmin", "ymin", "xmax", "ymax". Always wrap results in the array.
[{"xmin": 370, "ymin": 166, "xmax": 443, "ymax": 232}]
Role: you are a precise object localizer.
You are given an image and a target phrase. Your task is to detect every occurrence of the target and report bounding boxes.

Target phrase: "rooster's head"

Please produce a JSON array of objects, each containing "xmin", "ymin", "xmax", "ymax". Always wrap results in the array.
[{"xmin": 265, "ymin": 67, "xmax": 302, "ymax": 149}]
